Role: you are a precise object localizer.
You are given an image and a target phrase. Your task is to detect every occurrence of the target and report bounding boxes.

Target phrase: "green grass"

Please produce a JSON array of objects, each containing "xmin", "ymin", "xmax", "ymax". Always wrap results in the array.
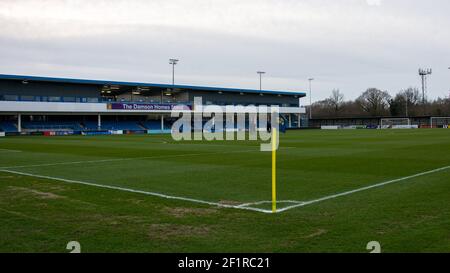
[{"xmin": 0, "ymin": 129, "xmax": 449, "ymax": 252}]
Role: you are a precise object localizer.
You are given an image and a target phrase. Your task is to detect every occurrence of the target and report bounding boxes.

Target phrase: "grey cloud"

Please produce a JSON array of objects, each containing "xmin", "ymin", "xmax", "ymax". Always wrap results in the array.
[{"xmin": 0, "ymin": 0, "xmax": 449, "ymax": 101}]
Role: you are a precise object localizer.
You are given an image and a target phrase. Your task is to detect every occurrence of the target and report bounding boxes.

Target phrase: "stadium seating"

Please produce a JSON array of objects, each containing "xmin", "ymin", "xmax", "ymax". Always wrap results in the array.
[
  {"xmin": 0, "ymin": 121, "xmax": 18, "ymax": 132},
  {"xmin": 99, "ymin": 121, "xmax": 144, "ymax": 131},
  {"xmin": 81, "ymin": 121, "xmax": 100, "ymax": 130},
  {"xmin": 80, "ymin": 121, "xmax": 145, "ymax": 131},
  {"xmin": 22, "ymin": 121, "xmax": 84, "ymax": 131},
  {"xmin": 141, "ymin": 120, "xmax": 162, "ymax": 130},
  {"xmin": 164, "ymin": 121, "xmax": 173, "ymax": 130},
  {"xmin": 1, "ymin": 119, "xmax": 173, "ymax": 132}
]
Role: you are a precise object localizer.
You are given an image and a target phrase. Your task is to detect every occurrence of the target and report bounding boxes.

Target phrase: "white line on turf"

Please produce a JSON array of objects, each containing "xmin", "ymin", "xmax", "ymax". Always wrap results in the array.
[
  {"xmin": 0, "ymin": 149, "xmax": 259, "ymax": 170},
  {"xmin": 0, "ymin": 169, "xmax": 272, "ymax": 214},
  {"xmin": 167, "ymin": 143, "xmax": 297, "ymax": 149},
  {"xmin": 275, "ymin": 165, "xmax": 450, "ymax": 213},
  {"xmin": 0, "ymin": 145, "xmax": 297, "ymax": 170},
  {"xmin": 0, "ymin": 149, "xmax": 22, "ymax": 153},
  {"xmin": 237, "ymin": 200, "xmax": 304, "ymax": 208},
  {"xmin": 1, "ymin": 164, "xmax": 448, "ymax": 214}
]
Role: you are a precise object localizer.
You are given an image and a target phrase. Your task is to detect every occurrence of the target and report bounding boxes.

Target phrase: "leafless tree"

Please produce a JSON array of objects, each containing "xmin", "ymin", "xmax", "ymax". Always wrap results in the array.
[
  {"xmin": 328, "ymin": 89, "xmax": 345, "ymax": 113},
  {"xmin": 356, "ymin": 88, "xmax": 391, "ymax": 116},
  {"xmin": 310, "ymin": 86, "xmax": 449, "ymax": 118},
  {"xmin": 390, "ymin": 87, "xmax": 421, "ymax": 116}
]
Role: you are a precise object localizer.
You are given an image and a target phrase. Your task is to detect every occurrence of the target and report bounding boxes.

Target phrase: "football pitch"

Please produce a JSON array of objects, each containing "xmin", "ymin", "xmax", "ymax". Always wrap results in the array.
[{"xmin": 0, "ymin": 129, "xmax": 449, "ymax": 252}]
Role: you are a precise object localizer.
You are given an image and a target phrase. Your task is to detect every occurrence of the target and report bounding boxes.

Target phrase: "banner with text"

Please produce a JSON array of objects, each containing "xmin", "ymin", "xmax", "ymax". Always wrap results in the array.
[{"xmin": 108, "ymin": 103, "xmax": 191, "ymax": 111}]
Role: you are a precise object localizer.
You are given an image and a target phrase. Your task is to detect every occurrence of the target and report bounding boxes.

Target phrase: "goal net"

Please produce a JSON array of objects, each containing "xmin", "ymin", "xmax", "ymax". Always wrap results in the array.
[
  {"xmin": 430, "ymin": 117, "xmax": 450, "ymax": 128},
  {"xmin": 380, "ymin": 118, "xmax": 414, "ymax": 129}
]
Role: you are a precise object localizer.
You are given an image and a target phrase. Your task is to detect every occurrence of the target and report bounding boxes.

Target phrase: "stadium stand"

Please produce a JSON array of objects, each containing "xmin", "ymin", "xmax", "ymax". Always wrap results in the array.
[
  {"xmin": 0, "ymin": 74, "xmax": 306, "ymax": 134},
  {"xmin": 81, "ymin": 121, "xmax": 99, "ymax": 131},
  {"xmin": 0, "ymin": 121, "xmax": 18, "ymax": 132},
  {"xmin": 22, "ymin": 121, "xmax": 84, "ymax": 131},
  {"xmin": 141, "ymin": 120, "xmax": 163, "ymax": 130},
  {"xmin": 99, "ymin": 121, "xmax": 144, "ymax": 131}
]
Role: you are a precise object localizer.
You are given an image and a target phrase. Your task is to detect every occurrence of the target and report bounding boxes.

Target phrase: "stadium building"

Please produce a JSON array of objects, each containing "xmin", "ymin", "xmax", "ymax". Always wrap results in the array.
[{"xmin": 0, "ymin": 74, "xmax": 307, "ymax": 136}]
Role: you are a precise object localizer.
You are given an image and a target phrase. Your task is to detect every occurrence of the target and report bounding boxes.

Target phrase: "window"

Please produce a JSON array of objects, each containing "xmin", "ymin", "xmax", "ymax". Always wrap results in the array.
[
  {"xmin": 20, "ymin": 95, "xmax": 35, "ymax": 101},
  {"xmin": 4, "ymin": 95, "xmax": 19, "ymax": 101},
  {"xmin": 86, "ymin": 97, "xmax": 99, "ymax": 103},
  {"xmin": 63, "ymin": 97, "xmax": 76, "ymax": 102},
  {"xmin": 49, "ymin": 96, "xmax": 61, "ymax": 102}
]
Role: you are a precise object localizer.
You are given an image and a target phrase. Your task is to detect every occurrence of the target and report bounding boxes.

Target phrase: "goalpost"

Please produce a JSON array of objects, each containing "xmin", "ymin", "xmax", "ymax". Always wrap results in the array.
[
  {"xmin": 430, "ymin": 117, "xmax": 450, "ymax": 128},
  {"xmin": 380, "ymin": 118, "xmax": 414, "ymax": 129}
]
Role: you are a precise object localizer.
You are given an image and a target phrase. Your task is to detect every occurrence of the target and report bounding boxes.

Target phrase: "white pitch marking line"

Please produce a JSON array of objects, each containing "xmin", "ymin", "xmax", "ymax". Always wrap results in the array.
[
  {"xmin": 167, "ymin": 143, "xmax": 296, "ymax": 150},
  {"xmin": 0, "ymin": 169, "xmax": 273, "ymax": 214},
  {"xmin": 167, "ymin": 143, "xmax": 260, "ymax": 148},
  {"xmin": 0, "ymin": 149, "xmax": 22, "ymax": 153},
  {"xmin": 0, "ymin": 149, "xmax": 259, "ymax": 170},
  {"xmin": 3, "ymin": 163, "xmax": 447, "ymax": 214},
  {"xmin": 237, "ymin": 200, "xmax": 304, "ymax": 208},
  {"xmin": 276, "ymin": 165, "xmax": 450, "ymax": 213}
]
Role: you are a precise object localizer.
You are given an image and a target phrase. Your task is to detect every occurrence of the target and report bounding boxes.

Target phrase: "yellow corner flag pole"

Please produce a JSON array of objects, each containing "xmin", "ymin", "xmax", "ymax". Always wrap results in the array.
[{"xmin": 272, "ymin": 127, "xmax": 277, "ymax": 213}]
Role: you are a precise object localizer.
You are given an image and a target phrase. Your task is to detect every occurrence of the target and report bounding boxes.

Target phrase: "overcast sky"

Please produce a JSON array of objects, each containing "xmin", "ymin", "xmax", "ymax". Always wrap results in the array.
[{"xmin": 1, "ymin": 0, "xmax": 450, "ymax": 102}]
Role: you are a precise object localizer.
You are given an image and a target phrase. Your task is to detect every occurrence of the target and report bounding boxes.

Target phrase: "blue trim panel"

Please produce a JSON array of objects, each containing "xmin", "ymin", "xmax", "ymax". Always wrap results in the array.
[{"xmin": 0, "ymin": 74, "xmax": 306, "ymax": 97}]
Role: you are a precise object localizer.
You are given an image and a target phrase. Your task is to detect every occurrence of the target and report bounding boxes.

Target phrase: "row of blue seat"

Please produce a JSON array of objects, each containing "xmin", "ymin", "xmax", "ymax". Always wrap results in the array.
[
  {"xmin": 11, "ymin": 121, "xmax": 171, "ymax": 132},
  {"xmin": 83, "ymin": 121, "xmax": 145, "ymax": 131},
  {"xmin": 141, "ymin": 120, "xmax": 172, "ymax": 130},
  {"xmin": 0, "ymin": 120, "xmax": 259, "ymax": 132},
  {"xmin": 0, "ymin": 121, "xmax": 18, "ymax": 132},
  {"xmin": 21, "ymin": 121, "xmax": 84, "ymax": 131}
]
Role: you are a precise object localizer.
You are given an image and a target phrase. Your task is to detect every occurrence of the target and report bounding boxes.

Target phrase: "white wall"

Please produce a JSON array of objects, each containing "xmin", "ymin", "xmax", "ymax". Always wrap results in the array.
[
  {"xmin": 0, "ymin": 101, "xmax": 305, "ymax": 114},
  {"xmin": 0, "ymin": 101, "xmax": 106, "ymax": 113}
]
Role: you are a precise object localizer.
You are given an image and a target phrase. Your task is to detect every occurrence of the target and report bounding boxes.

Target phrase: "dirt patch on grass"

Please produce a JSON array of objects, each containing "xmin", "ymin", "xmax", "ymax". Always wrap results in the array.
[
  {"xmin": 164, "ymin": 207, "xmax": 217, "ymax": 218},
  {"xmin": 123, "ymin": 198, "xmax": 145, "ymax": 205},
  {"xmin": 0, "ymin": 208, "xmax": 40, "ymax": 221},
  {"xmin": 114, "ymin": 215, "xmax": 150, "ymax": 225},
  {"xmin": 0, "ymin": 175, "xmax": 16, "ymax": 179},
  {"xmin": 7, "ymin": 186, "xmax": 64, "ymax": 200},
  {"xmin": 39, "ymin": 184, "xmax": 68, "ymax": 192},
  {"xmin": 82, "ymin": 213, "xmax": 151, "ymax": 227},
  {"xmin": 148, "ymin": 224, "xmax": 211, "ymax": 240},
  {"xmin": 418, "ymin": 214, "xmax": 437, "ymax": 222},
  {"xmin": 303, "ymin": 229, "xmax": 327, "ymax": 238}
]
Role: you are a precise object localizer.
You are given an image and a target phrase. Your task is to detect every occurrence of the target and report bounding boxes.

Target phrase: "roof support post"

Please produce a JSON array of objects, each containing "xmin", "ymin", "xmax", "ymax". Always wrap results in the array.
[
  {"xmin": 17, "ymin": 113, "xmax": 22, "ymax": 133},
  {"xmin": 97, "ymin": 114, "xmax": 101, "ymax": 130}
]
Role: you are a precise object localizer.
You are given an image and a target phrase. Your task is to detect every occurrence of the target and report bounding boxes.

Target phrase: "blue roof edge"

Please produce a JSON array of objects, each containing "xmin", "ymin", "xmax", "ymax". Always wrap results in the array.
[{"xmin": 0, "ymin": 74, "xmax": 306, "ymax": 97}]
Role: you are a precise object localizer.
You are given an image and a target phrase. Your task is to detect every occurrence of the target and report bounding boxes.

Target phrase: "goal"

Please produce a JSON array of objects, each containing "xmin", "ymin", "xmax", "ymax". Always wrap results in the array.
[
  {"xmin": 430, "ymin": 117, "xmax": 450, "ymax": 128},
  {"xmin": 380, "ymin": 118, "xmax": 414, "ymax": 129}
]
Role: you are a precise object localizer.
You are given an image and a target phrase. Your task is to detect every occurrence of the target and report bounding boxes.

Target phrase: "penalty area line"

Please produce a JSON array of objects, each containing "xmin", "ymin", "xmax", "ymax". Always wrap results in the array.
[
  {"xmin": 0, "ymin": 149, "xmax": 22, "ymax": 153},
  {"xmin": 0, "ymin": 169, "xmax": 273, "ymax": 214},
  {"xmin": 4, "ymin": 164, "xmax": 446, "ymax": 214},
  {"xmin": 276, "ymin": 165, "xmax": 450, "ymax": 213},
  {"xmin": 237, "ymin": 200, "xmax": 304, "ymax": 208}
]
